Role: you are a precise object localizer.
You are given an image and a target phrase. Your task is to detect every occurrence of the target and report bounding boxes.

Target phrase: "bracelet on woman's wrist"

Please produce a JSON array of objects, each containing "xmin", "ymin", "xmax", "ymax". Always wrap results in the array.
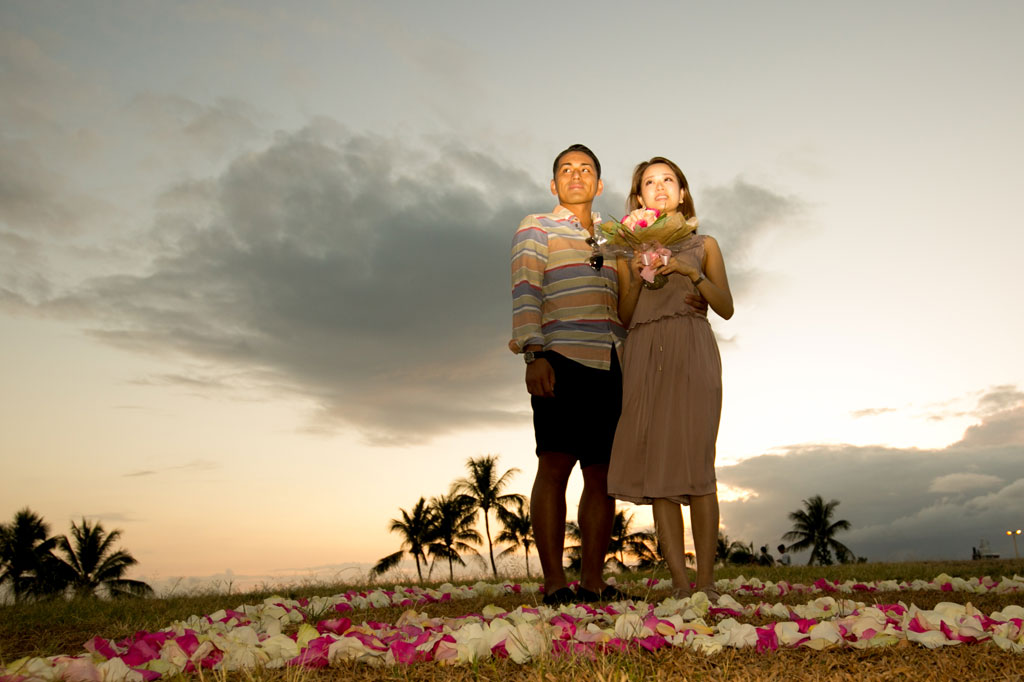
[{"xmin": 691, "ymin": 273, "xmax": 706, "ymax": 287}]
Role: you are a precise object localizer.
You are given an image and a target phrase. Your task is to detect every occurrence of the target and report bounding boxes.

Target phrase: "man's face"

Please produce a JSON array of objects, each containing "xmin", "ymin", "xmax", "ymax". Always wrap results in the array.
[{"xmin": 550, "ymin": 151, "xmax": 603, "ymax": 206}]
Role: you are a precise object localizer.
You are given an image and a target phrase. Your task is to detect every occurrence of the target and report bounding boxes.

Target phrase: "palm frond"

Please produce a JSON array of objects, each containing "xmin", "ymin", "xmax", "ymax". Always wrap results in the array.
[{"xmin": 370, "ymin": 550, "xmax": 405, "ymax": 577}]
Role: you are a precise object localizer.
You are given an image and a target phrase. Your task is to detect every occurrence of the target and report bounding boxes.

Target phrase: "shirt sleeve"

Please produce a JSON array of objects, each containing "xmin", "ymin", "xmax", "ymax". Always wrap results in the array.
[{"xmin": 509, "ymin": 215, "xmax": 548, "ymax": 354}]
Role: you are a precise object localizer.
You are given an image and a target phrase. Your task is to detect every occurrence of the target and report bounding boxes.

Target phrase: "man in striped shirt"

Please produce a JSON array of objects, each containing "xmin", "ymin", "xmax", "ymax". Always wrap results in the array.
[{"xmin": 509, "ymin": 144, "xmax": 627, "ymax": 605}]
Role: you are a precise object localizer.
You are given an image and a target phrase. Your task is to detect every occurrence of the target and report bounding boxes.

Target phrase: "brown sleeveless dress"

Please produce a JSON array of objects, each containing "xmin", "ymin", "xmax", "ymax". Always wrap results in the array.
[{"xmin": 607, "ymin": 234, "xmax": 722, "ymax": 505}]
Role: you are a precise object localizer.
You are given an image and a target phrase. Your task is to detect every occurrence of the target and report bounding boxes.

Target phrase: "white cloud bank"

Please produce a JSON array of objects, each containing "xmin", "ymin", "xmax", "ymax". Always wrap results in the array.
[{"xmin": 718, "ymin": 389, "xmax": 1024, "ymax": 562}]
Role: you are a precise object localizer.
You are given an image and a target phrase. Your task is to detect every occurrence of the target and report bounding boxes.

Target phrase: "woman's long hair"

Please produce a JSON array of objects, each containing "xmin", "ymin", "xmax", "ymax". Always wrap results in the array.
[{"xmin": 626, "ymin": 156, "xmax": 696, "ymax": 220}]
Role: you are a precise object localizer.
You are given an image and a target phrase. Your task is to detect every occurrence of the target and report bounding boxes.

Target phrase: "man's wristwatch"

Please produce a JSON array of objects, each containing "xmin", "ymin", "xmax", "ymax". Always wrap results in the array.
[{"xmin": 523, "ymin": 350, "xmax": 547, "ymax": 365}]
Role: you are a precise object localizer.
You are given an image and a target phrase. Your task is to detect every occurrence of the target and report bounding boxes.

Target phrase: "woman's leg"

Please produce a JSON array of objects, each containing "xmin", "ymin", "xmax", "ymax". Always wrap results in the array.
[
  {"xmin": 652, "ymin": 498, "xmax": 690, "ymax": 594},
  {"xmin": 689, "ymin": 492, "xmax": 720, "ymax": 590}
]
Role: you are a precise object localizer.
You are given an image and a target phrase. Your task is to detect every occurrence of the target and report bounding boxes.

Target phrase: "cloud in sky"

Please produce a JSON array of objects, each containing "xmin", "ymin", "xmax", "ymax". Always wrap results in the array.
[
  {"xmin": 68, "ymin": 511, "xmax": 140, "ymax": 524},
  {"xmin": 718, "ymin": 387, "xmax": 1024, "ymax": 562},
  {"xmin": 850, "ymin": 407, "xmax": 897, "ymax": 418},
  {"xmin": 697, "ymin": 180, "xmax": 806, "ymax": 303},
  {"xmin": 928, "ymin": 473, "xmax": 1002, "ymax": 494},
  {"xmin": 2, "ymin": 114, "xmax": 803, "ymax": 445},
  {"xmin": 124, "ymin": 459, "xmax": 220, "ymax": 478}
]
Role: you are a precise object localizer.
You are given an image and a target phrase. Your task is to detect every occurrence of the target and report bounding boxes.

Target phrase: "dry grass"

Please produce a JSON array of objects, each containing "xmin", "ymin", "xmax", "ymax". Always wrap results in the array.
[{"xmin": 2, "ymin": 558, "xmax": 1023, "ymax": 681}]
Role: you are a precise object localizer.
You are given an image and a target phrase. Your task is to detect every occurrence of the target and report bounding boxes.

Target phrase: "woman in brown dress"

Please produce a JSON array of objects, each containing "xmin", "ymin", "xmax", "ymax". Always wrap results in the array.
[{"xmin": 608, "ymin": 156, "xmax": 733, "ymax": 599}]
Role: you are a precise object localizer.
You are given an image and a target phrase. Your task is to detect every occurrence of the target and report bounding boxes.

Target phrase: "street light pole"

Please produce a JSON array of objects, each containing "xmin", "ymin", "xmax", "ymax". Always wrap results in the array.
[{"xmin": 1008, "ymin": 529, "xmax": 1022, "ymax": 560}]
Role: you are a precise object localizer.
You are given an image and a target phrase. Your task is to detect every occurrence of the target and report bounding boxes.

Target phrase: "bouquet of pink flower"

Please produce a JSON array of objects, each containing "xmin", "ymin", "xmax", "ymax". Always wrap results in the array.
[
  {"xmin": 596, "ymin": 208, "xmax": 700, "ymax": 289},
  {"xmin": 597, "ymin": 208, "xmax": 698, "ymax": 250},
  {"xmin": 620, "ymin": 208, "xmax": 662, "ymax": 232}
]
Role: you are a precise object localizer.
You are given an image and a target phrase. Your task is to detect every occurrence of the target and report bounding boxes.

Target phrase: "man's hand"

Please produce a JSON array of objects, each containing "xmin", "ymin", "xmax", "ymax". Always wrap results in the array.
[
  {"xmin": 525, "ymin": 359, "xmax": 556, "ymax": 397},
  {"xmin": 685, "ymin": 293, "xmax": 709, "ymax": 316}
]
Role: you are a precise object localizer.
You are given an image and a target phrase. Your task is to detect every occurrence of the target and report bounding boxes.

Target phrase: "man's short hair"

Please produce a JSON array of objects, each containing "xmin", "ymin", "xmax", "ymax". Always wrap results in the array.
[{"xmin": 552, "ymin": 144, "xmax": 601, "ymax": 179}]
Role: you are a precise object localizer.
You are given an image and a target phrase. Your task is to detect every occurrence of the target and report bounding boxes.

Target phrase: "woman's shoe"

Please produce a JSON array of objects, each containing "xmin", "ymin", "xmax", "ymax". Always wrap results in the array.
[{"xmin": 696, "ymin": 585, "xmax": 721, "ymax": 602}]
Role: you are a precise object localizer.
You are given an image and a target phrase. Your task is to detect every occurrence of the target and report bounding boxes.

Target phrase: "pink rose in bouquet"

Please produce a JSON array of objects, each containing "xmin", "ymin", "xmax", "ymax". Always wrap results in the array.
[{"xmin": 620, "ymin": 208, "xmax": 661, "ymax": 232}]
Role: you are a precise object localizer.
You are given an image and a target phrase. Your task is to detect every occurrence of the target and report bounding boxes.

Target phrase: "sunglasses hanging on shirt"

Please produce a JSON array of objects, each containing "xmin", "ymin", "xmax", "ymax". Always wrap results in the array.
[{"xmin": 585, "ymin": 237, "xmax": 604, "ymax": 271}]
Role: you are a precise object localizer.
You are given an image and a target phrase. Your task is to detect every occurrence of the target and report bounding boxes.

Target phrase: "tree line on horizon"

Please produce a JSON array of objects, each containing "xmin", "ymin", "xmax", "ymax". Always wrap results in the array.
[
  {"xmin": 372, "ymin": 455, "xmax": 858, "ymax": 583},
  {"xmin": 1, "ymin": 465, "xmax": 859, "ymax": 601},
  {"xmin": 0, "ymin": 508, "xmax": 153, "ymax": 603}
]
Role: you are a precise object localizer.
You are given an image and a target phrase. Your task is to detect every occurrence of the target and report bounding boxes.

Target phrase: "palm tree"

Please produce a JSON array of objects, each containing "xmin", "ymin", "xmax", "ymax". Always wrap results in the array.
[
  {"xmin": 629, "ymin": 530, "xmax": 664, "ymax": 571},
  {"xmin": 727, "ymin": 541, "xmax": 756, "ymax": 565},
  {"xmin": 564, "ymin": 520, "xmax": 583, "ymax": 574},
  {"xmin": 495, "ymin": 497, "xmax": 534, "ymax": 578},
  {"xmin": 715, "ymin": 532, "xmax": 735, "ymax": 562},
  {"xmin": 606, "ymin": 510, "xmax": 659, "ymax": 572},
  {"xmin": 370, "ymin": 497, "xmax": 435, "ymax": 582},
  {"xmin": 452, "ymin": 455, "xmax": 525, "ymax": 577},
  {"xmin": 56, "ymin": 518, "xmax": 153, "ymax": 598},
  {"xmin": 0, "ymin": 508, "xmax": 66, "ymax": 601},
  {"xmin": 565, "ymin": 510, "xmax": 660, "ymax": 573},
  {"xmin": 716, "ymin": 532, "xmax": 754, "ymax": 565},
  {"xmin": 782, "ymin": 495, "xmax": 853, "ymax": 566},
  {"xmin": 426, "ymin": 493, "xmax": 482, "ymax": 581}
]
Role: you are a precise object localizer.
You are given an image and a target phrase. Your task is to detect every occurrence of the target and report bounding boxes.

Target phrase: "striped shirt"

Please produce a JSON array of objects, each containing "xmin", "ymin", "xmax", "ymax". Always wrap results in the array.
[{"xmin": 510, "ymin": 206, "xmax": 624, "ymax": 370}]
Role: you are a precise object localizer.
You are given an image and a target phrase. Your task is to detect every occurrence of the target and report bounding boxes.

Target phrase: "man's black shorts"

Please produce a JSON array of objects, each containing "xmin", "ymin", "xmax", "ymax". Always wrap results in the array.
[{"xmin": 531, "ymin": 350, "xmax": 622, "ymax": 468}]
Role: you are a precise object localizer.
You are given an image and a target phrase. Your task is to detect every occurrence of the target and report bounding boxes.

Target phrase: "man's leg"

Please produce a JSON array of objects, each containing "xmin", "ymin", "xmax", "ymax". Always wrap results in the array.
[
  {"xmin": 531, "ymin": 452, "xmax": 575, "ymax": 593},
  {"xmin": 578, "ymin": 463, "xmax": 614, "ymax": 592}
]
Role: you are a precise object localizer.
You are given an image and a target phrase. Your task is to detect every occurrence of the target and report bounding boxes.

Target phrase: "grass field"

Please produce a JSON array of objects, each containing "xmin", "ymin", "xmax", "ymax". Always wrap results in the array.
[{"xmin": 2, "ymin": 558, "xmax": 1023, "ymax": 681}]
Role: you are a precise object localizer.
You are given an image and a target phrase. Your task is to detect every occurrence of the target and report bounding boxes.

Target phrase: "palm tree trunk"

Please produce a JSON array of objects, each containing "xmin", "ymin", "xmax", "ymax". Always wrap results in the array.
[{"xmin": 484, "ymin": 513, "xmax": 497, "ymax": 577}]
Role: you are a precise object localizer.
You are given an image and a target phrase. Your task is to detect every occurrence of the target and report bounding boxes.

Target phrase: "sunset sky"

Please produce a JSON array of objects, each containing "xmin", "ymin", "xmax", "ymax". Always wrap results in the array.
[{"xmin": 2, "ymin": 1, "xmax": 1023, "ymax": 591}]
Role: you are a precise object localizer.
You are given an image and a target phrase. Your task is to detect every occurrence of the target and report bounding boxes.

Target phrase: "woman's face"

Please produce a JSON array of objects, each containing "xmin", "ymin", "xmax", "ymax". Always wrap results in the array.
[{"xmin": 639, "ymin": 163, "xmax": 684, "ymax": 215}]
